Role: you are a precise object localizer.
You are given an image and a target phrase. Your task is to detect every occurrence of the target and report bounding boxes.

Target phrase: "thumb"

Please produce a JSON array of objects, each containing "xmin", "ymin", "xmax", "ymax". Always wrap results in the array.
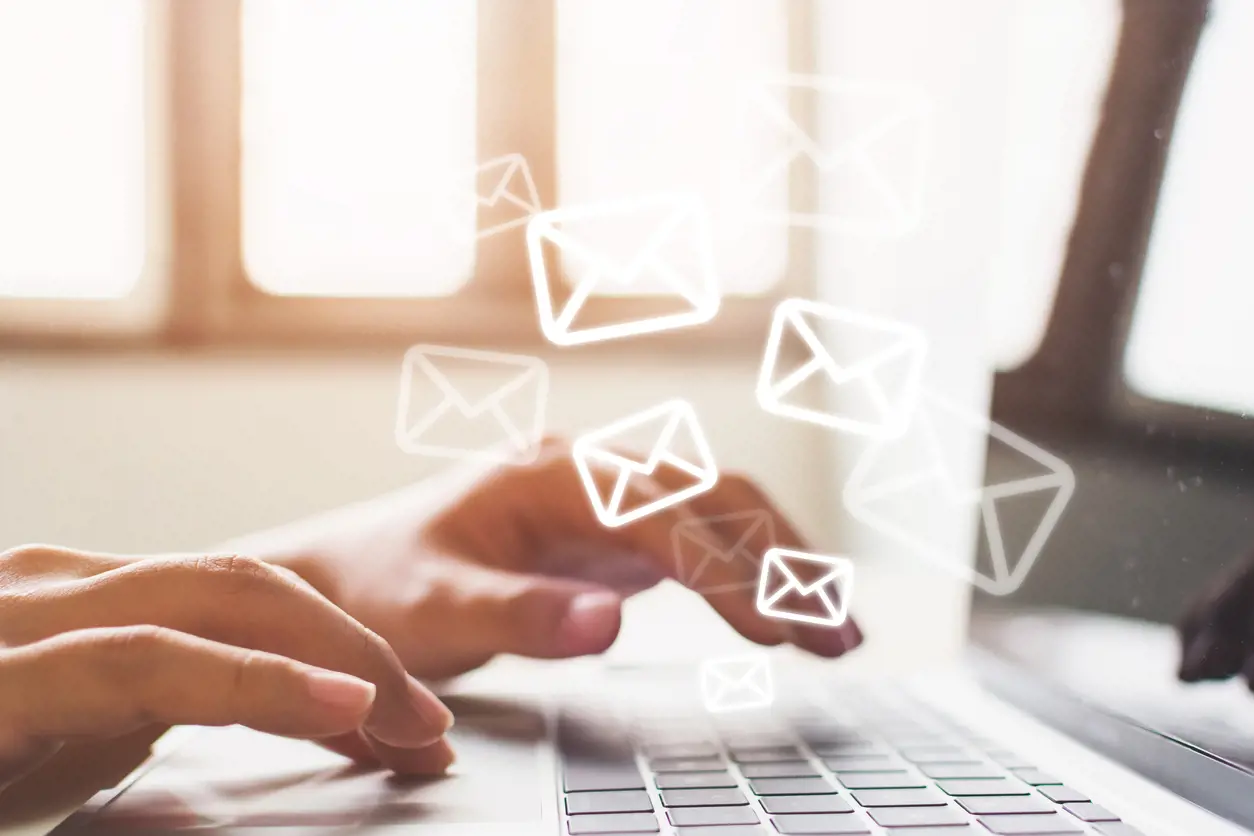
[{"xmin": 450, "ymin": 562, "xmax": 623, "ymax": 660}]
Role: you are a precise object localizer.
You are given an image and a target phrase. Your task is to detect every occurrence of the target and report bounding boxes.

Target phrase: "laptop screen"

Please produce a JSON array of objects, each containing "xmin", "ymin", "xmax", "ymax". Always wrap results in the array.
[{"xmin": 969, "ymin": 0, "xmax": 1254, "ymax": 774}]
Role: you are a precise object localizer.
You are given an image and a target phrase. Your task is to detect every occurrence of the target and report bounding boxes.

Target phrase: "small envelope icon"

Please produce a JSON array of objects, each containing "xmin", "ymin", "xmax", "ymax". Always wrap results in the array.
[
  {"xmin": 743, "ymin": 74, "xmax": 931, "ymax": 237},
  {"xmin": 455, "ymin": 153, "xmax": 542, "ymax": 241},
  {"xmin": 842, "ymin": 391, "xmax": 1075, "ymax": 595},
  {"xmin": 700, "ymin": 654, "xmax": 774, "ymax": 714},
  {"xmin": 526, "ymin": 194, "xmax": 722, "ymax": 346},
  {"xmin": 395, "ymin": 344, "xmax": 548, "ymax": 463},
  {"xmin": 757, "ymin": 298, "xmax": 927, "ymax": 438},
  {"xmin": 673, "ymin": 510, "xmax": 775, "ymax": 594},
  {"xmin": 572, "ymin": 400, "xmax": 719, "ymax": 528},
  {"xmin": 756, "ymin": 548, "xmax": 854, "ymax": 628}
]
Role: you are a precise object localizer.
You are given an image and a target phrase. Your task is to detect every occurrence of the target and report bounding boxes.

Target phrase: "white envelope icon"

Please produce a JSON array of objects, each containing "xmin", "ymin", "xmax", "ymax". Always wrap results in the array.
[
  {"xmin": 395, "ymin": 344, "xmax": 548, "ymax": 463},
  {"xmin": 757, "ymin": 298, "xmax": 927, "ymax": 438},
  {"xmin": 700, "ymin": 653, "xmax": 774, "ymax": 714},
  {"xmin": 572, "ymin": 400, "xmax": 719, "ymax": 528},
  {"xmin": 756, "ymin": 548, "xmax": 854, "ymax": 628},
  {"xmin": 743, "ymin": 74, "xmax": 931, "ymax": 237},
  {"xmin": 843, "ymin": 391, "xmax": 1075, "ymax": 595},
  {"xmin": 454, "ymin": 153, "xmax": 542, "ymax": 241},
  {"xmin": 673, "ymin": 510, "xmax": 775, "ymax": 594},
  {"xmin": 526, "ymin": 194, "xmax": 722, "ymax": 346}
]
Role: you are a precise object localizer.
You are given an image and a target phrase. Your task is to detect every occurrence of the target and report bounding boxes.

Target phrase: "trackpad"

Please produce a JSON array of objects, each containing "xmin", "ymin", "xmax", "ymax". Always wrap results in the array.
[{"xmin": 65, "ymin": 697, "xmax": 550, "ymax": 832}]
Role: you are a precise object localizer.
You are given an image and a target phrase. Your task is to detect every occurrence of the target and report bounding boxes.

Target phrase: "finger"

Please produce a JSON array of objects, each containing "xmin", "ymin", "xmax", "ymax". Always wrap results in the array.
[
  {"xmin": 19, "ymin": 555, "xmax": 454, "ymax": 758},
  {"xmin": 0, "ymin": 544, "xmax": 128, "ymax": 591},
  {"xmin": 0, "ymin": 627, "xmax": 376, "ymax": 743},
  {"xmin": 372, "ymin": 736, "xmax": 456, "ymax": 777},
  {"xmin": 1178, "ymin": 551, "xmax": 1254, "ymax": 681},
  {"xmin": 318, "ymin": 731, "xmax": 383, "ymax": 767},
  {"xmin": 698, "ymin": 474, "xmax": 863, "ymax": 659},
  {"xmin": 413, "ymin": 558, "xmax": 623, "ymax": 676}
]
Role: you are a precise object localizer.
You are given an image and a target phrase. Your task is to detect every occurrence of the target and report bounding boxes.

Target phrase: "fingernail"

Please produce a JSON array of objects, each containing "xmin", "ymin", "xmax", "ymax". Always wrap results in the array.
[
  {"xmin": 305, "ymin": 670, "xmax": 377, "ymax": 715},
  {"xmin": 558, "ymin": 591, "xmax": 622, "ymax": 655},
  {"xmin": 842, "ymin": 619, "xmax": 864, "ymax": 651},
  {"xmin": 408, "ymin": 677, "xmax": 455, "ymax": 733}
]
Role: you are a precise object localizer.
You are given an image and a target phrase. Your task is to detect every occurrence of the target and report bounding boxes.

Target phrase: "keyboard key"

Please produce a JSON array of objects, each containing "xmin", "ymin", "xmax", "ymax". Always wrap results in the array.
[
  {"xmin": 566, "ymin": 811, "xmax": 660, "ymax": 834},
  {"xmin": 652, "ymin": 757, "xmax": 725, "ymax": 773},
  {"xmin": 673, "ymin": 827, "xmax": 767, "ymax": 836},
  {"xmin": 920, "ymin": 763, "xmax": 1004, "ymax": 780},
  {"xmin": 1011, "ymin": 768, "xmax": 1062, "ymax": 786},
  {"xmin": 566, "ymin": 791, "xmax": 654, "ymax": 815},
  {"xmin": 741, "ymin": 761, "xmax": 820, "ymax": 779},
  {"xmin": 668, "ymin": 806, "xmax": 760, "ymax": 827},
  {"xmin": 643, "ymin": 742, "xmax": 720, "ymax": 759},
  {"xmin": 771, "ymin": 813, "xmax": 873, "ymax": 834},
  {"xmin": 1093, "ymin": 825, "xmax": 1147, "ymax": 836},
  {"xmin": 823, "ymin": 755, "xmax": 902, "ymax": 773},
  {"xmin": 979, "ymin": 813, "xmax": 1082, "ymax": 834},
  {"xmin": 749, "ymin": 777, "xmax": 835, "ymax": 796},
  {"xmin": 838, "ymin": 771, "xmax": 927, "ymax": 790},
  {"xmin": 1064, "ymin": 802, "xmax": 1120, "ymax": 822},
  {"xmin": 900, "ymin": 746, "xmax": 977, "ymax": 764},
  {"xmin": 986, "ymin": 751, "xmax": 1035, "ymax": 769},
  {"xmin": 868, "ymin": 805, "xmax": 969, "ymax": 827},
  {"xmin": 937, "ymin": 779, "xmax": 1029, "ymax": 797},
  {"xmin": 851, "ymin": 788, "xmax": 948, "ymax": 807},
  {"xmin": 564, "ymin": 761, "xmax": 646, "ymax": 792},
  {"xmin": 732, "ymin": 746, "xmax": 803, "ymax": 763},
  {"xmin": 761, "ymin": 795, "xmax": 855, "ymax": 814},
  {"xmin": 655, "ymin": 771, "xmax": 737, "ymax": 790},
  {"xmin": 1038, "ymin": 785, "xmax": 1088, "ymax": 804},
  {"xmin": 660, "ymin": 788, "xmax": 748, "ymax": 807},
  {"xmin": 810, "ymin": 741, "xmax": 885, "ymax": 757},
  {"xmin": 875, "ymin": 830, "xmax": 977, "ymax": 836},
  {"xmin": 957, "ymin": 795, "xmax": 1053, "ymax": 815}
]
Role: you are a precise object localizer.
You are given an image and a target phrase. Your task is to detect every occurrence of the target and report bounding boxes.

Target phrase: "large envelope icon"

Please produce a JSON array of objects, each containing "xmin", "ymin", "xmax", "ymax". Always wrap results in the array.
[
  {"xmin": 757, "ymin": 298, "xmax": 928, "ymax": 438},
  {"xmin": 526, "ymin": 194, "xmax": 722, "ymax": 346},
  {"xmin": 572, "ymin": 399, "xmax": 719, "ymax": 528},
  {"xmin": 756, "ymin": 548, "xmax": 854, "ymax": 628},
  {"xmin": 743, "ymin": 74, "xmax": 931, "ymax": 237},
  {"xmin": 452, "ymin": 153, "xmax": 542, "ymax": 241},
  {"xmin": 842, "ymin": 391, "xmax": 1075, "ymax": 595},
  {"xmin": 394, "ymin": 344, "xmax": 548, "ymax": 463},
  {"xmin": 673, "ymin": 510, "xmax": 776, "ymax": 594},
  {"xmin": 700, "ymin": 654, "xmax": 774, "ymax": 714}
]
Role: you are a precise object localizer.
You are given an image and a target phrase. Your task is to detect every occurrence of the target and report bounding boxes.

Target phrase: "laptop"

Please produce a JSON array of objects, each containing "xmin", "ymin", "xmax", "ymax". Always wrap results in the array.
[{"xmin": 26, "ymin": 0, "xmax": 1254, "ymax": 833}]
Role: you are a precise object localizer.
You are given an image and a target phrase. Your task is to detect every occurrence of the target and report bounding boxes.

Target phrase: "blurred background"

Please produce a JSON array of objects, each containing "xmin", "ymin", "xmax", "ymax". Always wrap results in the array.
[{"xmin": 0, "ymin": 0, "xmax": 1251, "ymax": 669}]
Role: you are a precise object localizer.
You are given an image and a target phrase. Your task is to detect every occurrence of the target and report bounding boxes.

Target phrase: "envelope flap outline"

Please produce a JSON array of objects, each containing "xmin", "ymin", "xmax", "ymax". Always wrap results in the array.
[
  {"xmin": 676, "ymin": 511, "xmax": 771, "ymax": 561},
  {"xmin": 767, "ymin": 550, "xmax": 849, "ymax": 596},
  {"xmin": 476, "ymin": 154, "xmax": 534, "ymax": 207},
  {"xmin": 406, "ymin": 346, "xmax": 542, "ymax": 418},
  {"xmin": 577, "ymin": 400, "xmax": 706, "ymax": 478},
  {"xmin": 780, "ymin": 302, "xmax": 924, "ymax": 387},
  {"xmin": 754, "ymin": 75, "xmax": 929, "ymax": 169}
]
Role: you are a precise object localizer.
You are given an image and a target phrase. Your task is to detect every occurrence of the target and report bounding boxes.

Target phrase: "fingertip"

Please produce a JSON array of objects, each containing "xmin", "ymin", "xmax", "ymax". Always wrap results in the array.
[
  {"xmin": 557, "ymin": 591, "xmax": 622, "ymax": 657},
  {"xmin": 304, "ymin": 670, "xmax": 377, "ymax": 720}
]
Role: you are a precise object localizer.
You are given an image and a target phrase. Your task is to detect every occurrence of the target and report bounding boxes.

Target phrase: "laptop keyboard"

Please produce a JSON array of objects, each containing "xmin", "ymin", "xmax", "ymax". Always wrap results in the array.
[{"xmin": 558, "ymin": 684, "xmax": 1145, "ymax": 836}]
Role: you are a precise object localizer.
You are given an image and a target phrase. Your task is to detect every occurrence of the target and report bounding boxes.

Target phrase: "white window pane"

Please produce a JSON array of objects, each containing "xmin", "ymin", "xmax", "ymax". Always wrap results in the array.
[
  {"xmin": 556, "ymin": 0, "xmax": 789, "ymax": 296},
  {"xmin": 242, "ymin": 0, "xmax": 476, "ymax": 297},
  {"xmin": 1124, "ymin": 0, "xmax": 1254, "ymax": 415},
  {"xmin": 989, "ymin": 0, "xmax": 1120, "ymax": 369},
  {"xmin": 0, "ymin": 0, "xmax": 145, "ymax": 300}
]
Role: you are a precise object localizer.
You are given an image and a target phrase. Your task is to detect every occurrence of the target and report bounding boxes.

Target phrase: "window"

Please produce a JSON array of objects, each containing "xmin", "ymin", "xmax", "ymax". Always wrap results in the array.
[
  {"xmin": 1124, "ymin": 0, "xmax": 1254, "ymax": 417},
  {"xmin": 0, "ymin": 0, "xmax": 797, "ymax": 347}
]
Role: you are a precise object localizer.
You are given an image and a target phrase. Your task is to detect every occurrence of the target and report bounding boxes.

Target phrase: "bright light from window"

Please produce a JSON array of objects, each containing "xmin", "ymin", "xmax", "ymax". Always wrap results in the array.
[
  {"xmin": 989, "ymin": 0, "xmax": 1121, "ymax": 369},
  {"xmin": 556, "ymin": 0, "xmax": 789, "ymax": 295},
  {"xmin": 1124, "ymin": 0, "xmax": 1254, "ymax": 416},
  {"xmin": 241, "ymin": 0, "xmax": 476, "ymax": 297},
  {"xmin": 0, "ymin": 0, "xmax": 146, "ymax": 300}
]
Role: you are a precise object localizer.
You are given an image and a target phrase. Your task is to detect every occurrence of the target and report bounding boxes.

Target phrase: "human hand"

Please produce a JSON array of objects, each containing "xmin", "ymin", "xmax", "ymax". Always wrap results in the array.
[
  {"xmin": 246, "ymin": 438, "xmax": 864, "ymax": 684},
  {"xmin": 1178, "ymin": 549, "xmax": 1254, "ymax": 685},
  {"xmin": 0, "ymin": 547, "xmax": 455, "ymax": 793}
]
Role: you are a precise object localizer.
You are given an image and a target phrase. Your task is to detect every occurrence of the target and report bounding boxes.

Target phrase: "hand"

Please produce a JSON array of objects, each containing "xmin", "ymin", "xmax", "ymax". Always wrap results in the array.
[
  {"xmin": 1178, "ymin": 549, "xmax": 1254, "ymax": 685},
  {"xmin": 0, "ymin": 547, "xmax": 455, "ymax": 793},
  {"xmin": 243, "ymin": 438, "xmax": 864, "ymax": 684}
]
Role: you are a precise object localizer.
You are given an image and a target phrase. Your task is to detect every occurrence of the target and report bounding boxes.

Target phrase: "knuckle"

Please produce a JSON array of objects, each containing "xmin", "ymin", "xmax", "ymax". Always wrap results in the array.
[
  {"xmin": 190, "ymin": 554, "xmax": 283, "ymax": 595},
  {"xmin": 0, "ymin": 544, "xmax": 60, "ymax": 575}
]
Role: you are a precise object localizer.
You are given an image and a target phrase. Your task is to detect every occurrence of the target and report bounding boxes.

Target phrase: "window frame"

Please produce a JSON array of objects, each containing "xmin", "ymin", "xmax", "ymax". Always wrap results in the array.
[
  {"xmin": 0, "ymin": 0, "xmax": 814, "ymax": 354},
  {"xmin": 991, "ymin": 0, "xmax": 1254, "ymax": 455}
]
